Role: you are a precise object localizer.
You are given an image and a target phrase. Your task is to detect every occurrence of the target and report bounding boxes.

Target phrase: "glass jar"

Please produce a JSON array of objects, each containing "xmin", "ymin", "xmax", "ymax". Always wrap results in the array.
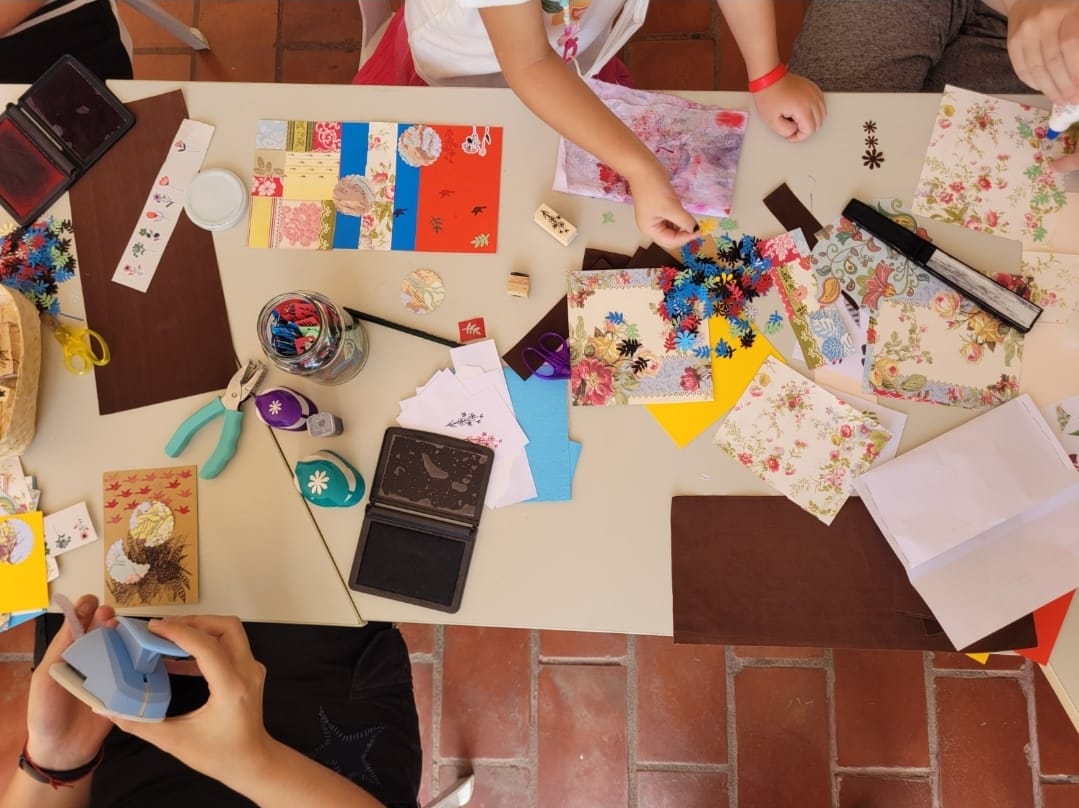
[{"xmin": 257, "ymin": 291, "xmax": 368, "ymax": 384}]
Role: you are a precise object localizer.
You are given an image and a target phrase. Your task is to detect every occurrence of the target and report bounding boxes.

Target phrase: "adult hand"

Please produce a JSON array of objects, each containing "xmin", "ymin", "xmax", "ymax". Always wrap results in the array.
[
  {"xmin": 752, "ymin": 72, "xmax": 826, "ymax": 142},
  {"xmin": 24, "ymin": 594, "xmax": 117, "ymax": 771},
  {"xmin": 1051, "ymin": 150, "xmax": 1079, "ymax": 175},
  {"xmin": 1006, "ymin": 1, "xmax": 1079, "ymax": 103},
  {"xmin": 104, "ymin": 616, "xmax": 273, "ymax": 784},
  {"xmin": 628, "ymin": 168, "xmax": 698, "ymax": 250}
]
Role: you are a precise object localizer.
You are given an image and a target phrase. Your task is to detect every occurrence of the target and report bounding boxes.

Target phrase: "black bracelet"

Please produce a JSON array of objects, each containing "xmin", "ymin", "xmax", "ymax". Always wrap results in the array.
[{"xmin": 18, "ymin": 742, "xmax": 104, "ymax": 790}]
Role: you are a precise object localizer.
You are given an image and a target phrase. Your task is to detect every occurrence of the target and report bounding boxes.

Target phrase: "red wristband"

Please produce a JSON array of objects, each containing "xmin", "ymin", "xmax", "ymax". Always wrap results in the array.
[{"xmin": 748, "ymin": 62, "xmax": 787, "ymax": 93}]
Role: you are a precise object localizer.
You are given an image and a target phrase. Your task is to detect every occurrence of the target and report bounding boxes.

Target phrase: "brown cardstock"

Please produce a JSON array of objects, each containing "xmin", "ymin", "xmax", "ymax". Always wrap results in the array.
[
  {"xmin": 671, "ymin": 495, "xmax": 1037, "ymax": 653},
  {"xmin": 68, "ymin": 90, "xmax": 236, "ymax": 414},
  {"xmin": 763, "ymin": 182, "xmax": 823, "ymax": 249},
  {"xmin": 103, "ymin": 465, "xmax": 198, "ymax": 608}
]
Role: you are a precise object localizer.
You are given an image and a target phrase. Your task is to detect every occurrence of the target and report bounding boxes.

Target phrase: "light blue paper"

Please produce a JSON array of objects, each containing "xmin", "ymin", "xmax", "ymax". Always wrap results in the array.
[
  {"xmin": 1, "ymin": 609, "xmax": 44, "ymax": 633},
  {"xmin": 504, "ymin": 370, "xmax": 579, "ymax": 502}
]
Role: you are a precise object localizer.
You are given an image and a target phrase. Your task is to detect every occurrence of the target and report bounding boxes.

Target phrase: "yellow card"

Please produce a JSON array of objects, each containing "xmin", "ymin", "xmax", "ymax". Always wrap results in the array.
[
  {"xmin": 0, "ymin": 511, "xmax": 47, "ymax": 612},
  {"xmin": 647, "ymin": 318, "xmax": 784, "ymax": 447}
]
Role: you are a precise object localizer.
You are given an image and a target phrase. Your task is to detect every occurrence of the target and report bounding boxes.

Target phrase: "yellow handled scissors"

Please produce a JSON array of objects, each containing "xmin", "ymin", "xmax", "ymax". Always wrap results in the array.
[{"xmin": 47, "ymin": 316, "xmax": 110, "ymax": 375}]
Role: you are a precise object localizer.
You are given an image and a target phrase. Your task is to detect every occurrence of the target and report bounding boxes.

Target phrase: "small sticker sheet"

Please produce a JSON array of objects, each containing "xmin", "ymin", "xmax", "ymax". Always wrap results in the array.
[{"xmin": 112, "ymin": 119, "xmax": 215, "ymax": 293}]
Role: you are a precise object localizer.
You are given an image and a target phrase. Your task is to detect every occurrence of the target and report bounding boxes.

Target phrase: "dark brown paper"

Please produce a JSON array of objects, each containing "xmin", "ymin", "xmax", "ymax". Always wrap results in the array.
[
  {"xmin": 671, "ymin": 496, "xmax": 1037, "ymax": 653},
  {"xmin": 763, "ymin": 182, "xmax": 824, "ymax": 249},
  {"xmin": 68, "ymin": 90, "xmax": 236, "ymax": 414}
]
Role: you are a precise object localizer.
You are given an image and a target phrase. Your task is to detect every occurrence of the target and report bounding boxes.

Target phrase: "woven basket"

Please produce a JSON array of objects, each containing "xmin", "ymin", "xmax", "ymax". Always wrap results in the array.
[{"xmin": 0, "ymin": 286, "xmax": 41, "ymax": 458}]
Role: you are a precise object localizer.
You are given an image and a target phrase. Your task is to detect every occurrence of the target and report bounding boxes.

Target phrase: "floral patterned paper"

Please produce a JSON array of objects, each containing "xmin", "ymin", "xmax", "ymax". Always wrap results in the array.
[
  {"xmin": 715, "ymin": 357, "xmax": 891, "ymax": 525},
  {"xmin": 912, "ymin": 86, "xmax": 1076, "ymax": 246},
  {"xmin": 567, "ymin": 268, "xmax": 713, "ymax": 406},
  {"xmin": 1006, "ymin": 251, "xmax": 1079, "ymax": 324},
  {"xmin": 773, "ymin": 253, "xmax": 856, "ymax": 369}
]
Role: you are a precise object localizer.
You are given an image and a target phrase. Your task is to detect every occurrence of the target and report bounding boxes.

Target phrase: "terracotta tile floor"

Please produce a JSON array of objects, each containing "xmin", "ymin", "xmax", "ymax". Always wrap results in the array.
[{"xmin": 4, "ymin": 1, "xmax": 1079, "ymax": 806}]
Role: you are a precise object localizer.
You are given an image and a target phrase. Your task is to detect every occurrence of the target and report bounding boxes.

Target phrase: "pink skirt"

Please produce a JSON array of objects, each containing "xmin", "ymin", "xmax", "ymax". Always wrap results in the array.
[{"xmin": 351, "ymin": 8, "xmax": 633, "ymax": 87}]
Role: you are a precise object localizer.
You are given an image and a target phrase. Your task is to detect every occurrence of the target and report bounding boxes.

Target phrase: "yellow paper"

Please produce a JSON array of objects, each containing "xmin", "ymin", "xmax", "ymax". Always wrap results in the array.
[
  {"xmin": 248, "ymin": 197, "xmax": 273, "ymax": 248},
  {"xmin": 0, "ymin": 511, "xmax": 47, "ymax": 612},
  {"xmin": 647, "ymin": 318, "xmax": 784, "ymax": 447},
  {"xmin": 966, "ymin": 652, "xmax": 990, "ymax": 664}
]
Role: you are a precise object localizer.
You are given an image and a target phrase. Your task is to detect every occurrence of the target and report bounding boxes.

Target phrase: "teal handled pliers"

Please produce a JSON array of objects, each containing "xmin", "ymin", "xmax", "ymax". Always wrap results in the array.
[{"xmin": 165, "ymin": 361, "xmax": 267, "ymax": 479}]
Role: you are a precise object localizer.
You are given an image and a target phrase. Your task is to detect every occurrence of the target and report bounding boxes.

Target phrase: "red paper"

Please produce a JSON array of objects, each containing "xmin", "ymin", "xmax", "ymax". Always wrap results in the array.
[{"xmin": 1016, "ymin": 591, "xmax": 1075, "ymax": 665}]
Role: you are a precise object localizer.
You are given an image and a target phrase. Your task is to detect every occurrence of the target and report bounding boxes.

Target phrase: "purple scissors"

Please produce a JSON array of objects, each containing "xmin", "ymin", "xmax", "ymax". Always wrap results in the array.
[{"xmin": 521, "ymin": 332, "xmax": 572, "ymax": 380}]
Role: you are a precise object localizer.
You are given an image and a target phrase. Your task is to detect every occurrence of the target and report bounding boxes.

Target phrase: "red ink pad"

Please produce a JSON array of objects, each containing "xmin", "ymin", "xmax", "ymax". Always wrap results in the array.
[{"xmin": 0, "ymin": 117, "xmax": 67, "ymax": 221}]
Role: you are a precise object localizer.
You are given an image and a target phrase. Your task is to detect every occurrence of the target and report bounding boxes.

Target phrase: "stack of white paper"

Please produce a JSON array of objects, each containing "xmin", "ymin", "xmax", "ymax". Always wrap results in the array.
[
  {"xmin": 854, "ymin": 395, "xmax": 1079, "ymax": 648},
  {"xmin": 397, "ymin": 340, "xmax": 537, "ymax": 508}
]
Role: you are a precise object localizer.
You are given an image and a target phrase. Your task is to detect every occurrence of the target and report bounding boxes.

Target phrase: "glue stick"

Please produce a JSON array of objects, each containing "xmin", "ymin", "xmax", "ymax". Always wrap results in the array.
[{"xmin": 1047, "ymin": 103, "xmax": 1079, "ymax": 140}]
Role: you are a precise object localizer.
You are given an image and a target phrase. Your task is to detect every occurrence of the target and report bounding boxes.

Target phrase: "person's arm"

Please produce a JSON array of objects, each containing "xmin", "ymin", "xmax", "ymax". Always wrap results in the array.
[
  {"xmin": 478, "ymin": 1, "xmax": 698, "ymax": 248},
  {"xmin": 716, "ymin": 0, "xmax": 826, "ymax": 141},
  {"xmin": 104, "ymin": 616, "xmax": 387, "ymax": 808},
  {"xmin": 983, "ymin": 0, "xmax": 1079, "ymax": 103},
  {"xmin": 0, "ymin": 596, "xmax": 119, "ymax": 808},
  {"xmin": 0, "ymin": 1, "xmax": 44, "ymax": 35}
]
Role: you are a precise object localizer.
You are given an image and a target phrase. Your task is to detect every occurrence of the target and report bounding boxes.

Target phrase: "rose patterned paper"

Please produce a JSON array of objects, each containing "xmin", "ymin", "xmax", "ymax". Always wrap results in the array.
[
  {"xmin": 249, "ymin": 119, "xmax": 502, "ymax": 253},
  {"xmin": 912, "ymin": 86, "xmax": 1076, "ymax": 247},
  {"xmin": 715, "ymin": 357, "xmax": 891, "ymax": 525},
  {"xmin": 864, "ymin": 291, "xmax": 1021, "ymax": 409},
  {"xmin": 567, "ymin": 268, "xmax": 713, "ymax": 406},
  {"xmin": 1005, "ymin": 251, "xmax": 1079, "ymax": 324},
  {"xmin": 554, "ymin": 80, "xmax": 747, "ymax": 216}
]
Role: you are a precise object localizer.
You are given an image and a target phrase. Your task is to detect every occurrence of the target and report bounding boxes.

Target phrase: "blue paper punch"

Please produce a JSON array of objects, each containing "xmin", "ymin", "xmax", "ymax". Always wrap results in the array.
[{"xmin": 49, "ymin": 616, "xmax": 190, "ymax": 721}]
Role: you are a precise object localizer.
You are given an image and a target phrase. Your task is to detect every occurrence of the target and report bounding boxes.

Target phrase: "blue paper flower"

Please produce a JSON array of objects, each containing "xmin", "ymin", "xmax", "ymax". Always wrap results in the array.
[
  {"xmin": 606, "ymin": 311, "xmax": 624, "ymax": 325},
  {"xmin": 674, "ymin": 330, "xmax": 698, "ymax": 352},
  {"xmin": 714, "ymin": 339, "xmax": 735, "ymax": 359}
]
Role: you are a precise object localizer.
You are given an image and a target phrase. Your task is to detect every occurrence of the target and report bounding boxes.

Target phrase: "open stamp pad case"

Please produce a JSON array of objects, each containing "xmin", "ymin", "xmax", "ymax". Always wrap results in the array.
[
  {"xmin": 0, "ymin": 55, "xmax": 134, "ymax": 227},
  {"xmin": 348, "ymin": 428, "xmax": 494, "ymax": 613}
]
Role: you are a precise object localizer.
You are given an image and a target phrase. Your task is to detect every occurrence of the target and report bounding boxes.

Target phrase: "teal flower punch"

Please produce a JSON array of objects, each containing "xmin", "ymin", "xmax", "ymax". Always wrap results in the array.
[{"xmin": 294, "ymin": 450, "xmax": 365, "ymax": 508}]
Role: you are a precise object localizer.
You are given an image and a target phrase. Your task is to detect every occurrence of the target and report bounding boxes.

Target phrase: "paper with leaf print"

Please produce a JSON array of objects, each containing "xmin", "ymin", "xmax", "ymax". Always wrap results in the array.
[
  {"xmin": 864, "ymin": 291, "xmax": 1022, "ymax": 410},
  {"xmin": 773, "ymin": 253, "xmax": 856, "ymax": 369},
  {"xmin": 567, "ymin": 268, "xmax": 713, "ymax": 406},
  {"xmin": 715, "ymin": 358, "xmax": 891, "ymax": 525},
  {"xmin": 912, "ymin": 85, "xmax": 1076, "ymax": 248},
  {"xmin": 44, "ymin": 502, "xmax": 99, "ymax": 558},
  {"xmin": 248, "ymin": 119, "xmax": 502, "ymax": 253},
  {"xmin": 1041, "ymin": 393, "xmax": 1079, "ymax": 471}
]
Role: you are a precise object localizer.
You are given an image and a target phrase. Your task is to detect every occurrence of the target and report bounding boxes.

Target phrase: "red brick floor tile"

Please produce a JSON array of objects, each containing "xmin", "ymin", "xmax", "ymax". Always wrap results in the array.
[
  {"xmin": 625, "ymin": 39, "xmax": 715, "ymax": 92},
  {"xmin": 833, "ymin": 649, "xmax": 929, "ymax": 767},
  {"xmin": 538, "ymin": 664, "xmax": 627, "ymax": 808},
  {"xmin": 1043, "ymin": 782, "xmax": 1079, "ymax": 808},
  {"xmin": 118, "ymin": 0, "xmax": 196, "ymax": 49},
  {"xmin": 437, "ymin": 764, "xmax": 529, "ymax": 808},
  {"xmin": 193, "ymin": 0, "xmax": 279, "ymax": 82},
  {"xmin": 0, "ymin": 662, "xmax": 31, "ymax": 797},
  {"xmin": 0, "ymin": 620, "xmax": 34, "ymax": 654},
  {"xmin": 636, "ymin": 636, "xmax": 726, "ymax": 764},
  {"xmin": 441, "ymin": 627, "xmax": 530, "ymax": 760},
  {"xmin": 733, "ymin": 645, "xmax": 824, "ymax": 659},
  {"xmin": 735, "ymin": 667, "xmax": 830, "ymax": 808},
  {"xmin": 411, "ymin": 660, "xmax": 434, "ymax": 806},
  {"xmin": 936, "ymin": 677, "xmax": 1034, "ymax": 808},
  {"xmin": 280, "ymin": 48, "xmax": 361, "ymax": 84},
  {"xmin": 638, "ymin": 0, "xmax": 713, "ymax": 35},
  {"xmin": 933, "ymin": 651, "xmax": 1028, "ymax": 671},
  {"xmin": 397, "ymin": 623, "xmax": 436, "ymax": 656},
  {"xmin": 637, "ymin": 770, "xmax": 729, "ymax": 808},
  {"xmin": 837, "ymin": 775, "xmax": 932, "ymax": 808},
  {"xmin": 132, "ymin": 53, "xmax": 193, "ymax": 81},
  {"xmin": 1034, "ymin": 666, "xmax": 1079, "ymax": 775},
  {"xmin": 539, "ymin": 630, "xmax": 626, "ymax": 659},
  {"xmin": 280, "ymin": 0, "xmax": 363, "ymax": 44}
]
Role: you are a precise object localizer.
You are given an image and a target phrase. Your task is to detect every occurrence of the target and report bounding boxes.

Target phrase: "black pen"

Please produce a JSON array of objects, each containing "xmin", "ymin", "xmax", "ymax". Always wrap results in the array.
[
  {"xmin": 842, "ymin": 199, "xmax": 1042, "ymax": 333},
  {"xmin": 344, "ymin": 307, "xmax": 460, "ymax": 348}
]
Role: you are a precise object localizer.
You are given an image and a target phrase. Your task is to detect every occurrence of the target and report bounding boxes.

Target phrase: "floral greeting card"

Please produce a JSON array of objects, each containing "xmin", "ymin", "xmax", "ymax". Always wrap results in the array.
[
  {"xmin": 555, "ymin": 80, "xmax": 747, "ymax": 216},
  {"xmin": 912, "ymin": 86, "xmax": 1076, "ymax": 248},
  {"xmin": 103, "ymin": 466, "xmax": 198, "ymax": 607},
  {"xmin": 864, "ymin": 291, "xmax": 1021, "ymax": 409},
  {"xmin": 249, "ymin": 120, "xmax": 502, "ymax": 253},
  {"xmin": 567, "ymin": 267, "xmax": 713, "ymax": 406},
  {"xmin": 0, "ymin": 511, "xmax": 46, "ymax": 612},
  {"xmin": 715, "ymin": 358, "xmax": 891, "ymax": 525},
  {"xmin": 44, "ymin": 502, "xmax": 99, "ymax": 558}
]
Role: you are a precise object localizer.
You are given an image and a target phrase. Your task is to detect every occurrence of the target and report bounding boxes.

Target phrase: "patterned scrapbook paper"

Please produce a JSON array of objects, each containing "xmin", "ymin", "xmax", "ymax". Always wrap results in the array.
[
  {"xmin": 1008, "ymin": 250, "xmax": 1079, "ymax": 324},
  {"xmin": 912, "ymin": 85, "xmax": 1076, "ymax": 247},
  {"xmin": 249, "ymin": 120, "xmax": 502, "ymax": 253},
  {"xmin": 554, "ymin": 80, "xmax": 747, "ymax": 216},
  {"xmin": 772, "ymin": 252, "xmax": 856, "ymax": 369},
  {"xmin": 715, "ymin": 357, "xmax": 891, "ymax": 525},
  {"xmin": 567, "ymin": 267, "xmax": 713, "ymax": 406}
]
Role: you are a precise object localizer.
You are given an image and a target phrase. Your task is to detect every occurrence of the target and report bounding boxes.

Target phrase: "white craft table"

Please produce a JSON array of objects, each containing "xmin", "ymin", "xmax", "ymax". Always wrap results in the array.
[{"xmin": 7, "ymin": 81, "xmax": 1079, "ymax": 730}]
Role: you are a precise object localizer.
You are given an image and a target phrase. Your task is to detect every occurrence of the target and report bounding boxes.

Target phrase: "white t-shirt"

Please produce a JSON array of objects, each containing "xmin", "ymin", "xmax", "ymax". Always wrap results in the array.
[{"xmin": 405, "ymin": 0, "xmax": 648, "ymax": 86}]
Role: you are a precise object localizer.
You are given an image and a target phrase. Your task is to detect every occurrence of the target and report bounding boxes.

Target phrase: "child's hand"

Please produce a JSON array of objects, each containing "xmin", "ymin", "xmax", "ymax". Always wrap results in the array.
[
  {"xmin": 629, "ymin": 169, "xmax": 698, "ymax": 250},
  {"xmin": 752, "ymin": 73, "xmax": 826, "ymax": 142}
]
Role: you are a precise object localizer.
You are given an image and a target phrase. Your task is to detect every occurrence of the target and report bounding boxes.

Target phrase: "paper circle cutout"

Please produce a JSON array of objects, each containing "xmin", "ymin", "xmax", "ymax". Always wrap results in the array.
[
  {"xmin": 398, "ymin": 124, "xmax": 442, "ymax": 168},
  {"xmin": 106, "ymin": 540, "xmax": 150, "ymax": 584},
  {"xmin": 129, "ymin": 501, "xmax": 175, "ymax": 547},
  {"xmin": 0, "ymin": 518, "xmax": 32, "ymax": 566},
  {"xmin": 332, "ymin": 174, "xmax": 375, "ymax": 216},
  {"xmin": 401, "ymin": 268, "xmax": 445, "ymax": 315}
]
